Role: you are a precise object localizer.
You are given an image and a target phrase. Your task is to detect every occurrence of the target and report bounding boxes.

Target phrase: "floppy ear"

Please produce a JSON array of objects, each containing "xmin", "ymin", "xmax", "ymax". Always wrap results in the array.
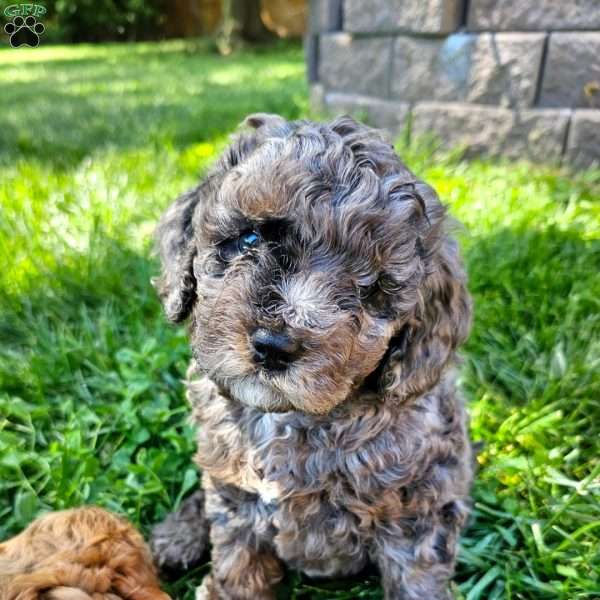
[
  {"xmin": 153, "ymin": 118, "xmax": 267, "ymax": 323},
  {"xmin": 153, "ymin": 188, "xmax": 201, "ymax": 323},
  {"xmin": 153, "ymin": 113, "xmax": 292, "ymax": 324},
  {"xmin": 380, "ymin": 195, "xmax": 472, "ymax": 402}
]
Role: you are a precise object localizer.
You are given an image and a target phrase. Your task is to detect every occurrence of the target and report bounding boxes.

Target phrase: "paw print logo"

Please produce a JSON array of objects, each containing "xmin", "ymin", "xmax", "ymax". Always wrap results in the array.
[{"xmin": 4, "ymin": 15, "xmax": 45, "ymax": 48}]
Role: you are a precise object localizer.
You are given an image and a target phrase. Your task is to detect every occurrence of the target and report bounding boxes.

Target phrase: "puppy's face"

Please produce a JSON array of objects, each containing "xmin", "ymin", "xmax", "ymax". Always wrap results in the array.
[
  {"xmin": 190, "ymin": 156, "xmax": 402, "ymax": 415},
  {"xmin": 156, "ymin": 115, "xmax": 470, "ymax": 414}
]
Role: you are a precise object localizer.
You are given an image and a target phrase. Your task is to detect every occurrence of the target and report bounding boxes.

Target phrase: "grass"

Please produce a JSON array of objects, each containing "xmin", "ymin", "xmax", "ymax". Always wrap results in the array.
[{"xmin": 0, "ymin": 40, "xmax": 598, "ymax": 600}]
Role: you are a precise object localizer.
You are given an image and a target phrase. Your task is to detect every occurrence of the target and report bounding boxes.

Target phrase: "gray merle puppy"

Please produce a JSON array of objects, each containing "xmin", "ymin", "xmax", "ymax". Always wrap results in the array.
[{"xmin": 150, "ymin": 114, "xmax": 473, "ymax": 600}]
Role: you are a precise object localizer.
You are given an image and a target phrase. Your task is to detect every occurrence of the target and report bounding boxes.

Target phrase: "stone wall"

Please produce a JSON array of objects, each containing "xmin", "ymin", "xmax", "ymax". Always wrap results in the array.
[{"xmin": 306, "ymin": 0, "xmax": 600, "ymax": 168}]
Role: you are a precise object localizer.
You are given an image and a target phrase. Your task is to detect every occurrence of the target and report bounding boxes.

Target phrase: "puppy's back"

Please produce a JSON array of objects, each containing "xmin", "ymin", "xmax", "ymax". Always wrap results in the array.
[{"xmin": 0, "ymin": 506, "xmax": 170, "ymax": 600}]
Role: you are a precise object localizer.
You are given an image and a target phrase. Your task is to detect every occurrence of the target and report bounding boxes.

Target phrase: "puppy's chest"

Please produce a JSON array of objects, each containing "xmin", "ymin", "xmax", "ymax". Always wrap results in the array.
[{"xmin": 197, "ymin": 409, "xmax": 398, "ymax": 510}]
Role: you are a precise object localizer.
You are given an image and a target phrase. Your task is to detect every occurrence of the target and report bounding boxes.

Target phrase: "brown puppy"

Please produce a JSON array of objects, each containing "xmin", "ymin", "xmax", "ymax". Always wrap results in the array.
[
  {"xmin": 0, "ymin": 506, "xmax": 171, "ymax": 600},
  {"xmin": 151, "ymin": 114, "xmax": 473, "ymax": 600}
]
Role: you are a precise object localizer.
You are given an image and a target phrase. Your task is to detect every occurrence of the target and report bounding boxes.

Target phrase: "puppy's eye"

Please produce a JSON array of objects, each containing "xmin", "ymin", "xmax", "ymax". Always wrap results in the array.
[
  {"xmin": 359, "ymin": 275, "xmax": 398, "ymax": 319},
  {"xmin": 239, "ymin": 231, "xmax": 260, "ymax": 250},
  {"xmin": 218, "ymin": 230, "xmax": 262, "ymax": 261}
]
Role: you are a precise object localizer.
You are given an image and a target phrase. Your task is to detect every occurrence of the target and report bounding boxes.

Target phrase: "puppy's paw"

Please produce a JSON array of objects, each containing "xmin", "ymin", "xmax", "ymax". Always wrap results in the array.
[
  {"xmin": 195, "ymin": 575, "xmax": 277, "ymax": 600},
  {"xmin": 195, "ymin": 575, "xmax": 221, "ymax": 600},
  {"xmin": 151, "ymin": 489, "xmax": 209, "ymax": 574}
]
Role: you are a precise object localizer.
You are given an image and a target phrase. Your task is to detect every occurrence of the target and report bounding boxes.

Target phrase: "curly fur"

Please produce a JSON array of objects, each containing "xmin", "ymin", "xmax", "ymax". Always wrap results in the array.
[
  {"xmin": 0, "ymin": 507, "xmax": 170, "ymax": 600},
  {"xmin": 151, "ymin": 114, "xmax": 473, "ymax": 600}
]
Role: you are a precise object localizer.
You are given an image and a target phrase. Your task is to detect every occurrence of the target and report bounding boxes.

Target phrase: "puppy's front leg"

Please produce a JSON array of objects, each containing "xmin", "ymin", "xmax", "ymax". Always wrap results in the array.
[
  {"xmin": 151, "ymin": 489, "xmax": 209, "ymax": 572},
  {"xmin": 198, "ymin": 483, "xmax": 283, "ymax": 600},
  {"xmin": 374, "ymin": 512, "xmax": 463, "ymax": 600}
]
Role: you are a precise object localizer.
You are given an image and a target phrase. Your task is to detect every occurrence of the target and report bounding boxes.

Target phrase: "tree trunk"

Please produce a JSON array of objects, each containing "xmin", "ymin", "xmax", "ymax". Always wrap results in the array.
[{"xmin": 217, "ymin": 0, "xmax": 273, "ymax": 54}]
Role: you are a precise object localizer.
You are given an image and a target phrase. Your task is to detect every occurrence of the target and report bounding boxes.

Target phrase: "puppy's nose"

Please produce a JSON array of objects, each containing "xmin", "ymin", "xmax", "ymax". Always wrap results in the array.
[{"xmin": 251, "ymin": 328, "xmax": 300, "ymax": 371}]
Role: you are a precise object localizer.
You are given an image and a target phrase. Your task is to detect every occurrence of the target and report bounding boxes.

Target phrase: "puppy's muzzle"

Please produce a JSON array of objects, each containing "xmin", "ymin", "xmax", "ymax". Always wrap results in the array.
[{"xmin": 251, "ymin": 328, "xmax": 301, "ymax": 372}]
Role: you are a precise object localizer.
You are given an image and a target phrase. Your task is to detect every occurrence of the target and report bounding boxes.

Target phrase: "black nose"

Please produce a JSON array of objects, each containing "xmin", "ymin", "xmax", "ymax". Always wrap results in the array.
[{"xmin": 251, "ymin": 328, "xmax": 300, "ymax": 371}]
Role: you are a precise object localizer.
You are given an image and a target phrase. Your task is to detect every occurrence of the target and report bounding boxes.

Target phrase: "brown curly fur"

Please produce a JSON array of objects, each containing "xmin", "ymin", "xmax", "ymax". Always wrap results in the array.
[
  {"xmin": 151, "ymin": 114, "xmax": 473, "ymax": 599},
  {"xmin": 0, "ymin": 507, "xmax": 171, "ymax": 600}
]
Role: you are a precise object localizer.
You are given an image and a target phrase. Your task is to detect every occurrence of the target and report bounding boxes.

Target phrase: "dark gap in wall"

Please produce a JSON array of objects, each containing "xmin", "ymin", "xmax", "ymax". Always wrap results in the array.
[
  {"xmin": 305, "ymin": 33, "xmax": 320, "ymax": 83},
  {"xmin": 329, "ymin": 0, "xmax": 343, "ymax": 32},
  {"xmin": 533, "ymin": 33, "xmax": 550, "ymax": 106},
  {"xmin": 560, "ymin": 112, "xmax": 573, "ymax": 160},
  {"xmin": 460, "ymin": 0, "xmax": 471, "ymax": 29},
  {"xmin": 350, "ymin": 31, "xmax": 448, "ymax": 40}
]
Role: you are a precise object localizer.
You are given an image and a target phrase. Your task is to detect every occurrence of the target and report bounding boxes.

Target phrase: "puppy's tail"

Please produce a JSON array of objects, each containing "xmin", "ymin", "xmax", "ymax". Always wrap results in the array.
[{"xmin": 150, "ymin": 490, "xmax": 209, "ymax": 574}]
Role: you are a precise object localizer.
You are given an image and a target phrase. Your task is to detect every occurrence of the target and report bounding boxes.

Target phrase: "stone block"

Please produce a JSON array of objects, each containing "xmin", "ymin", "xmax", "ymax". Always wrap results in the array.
[
  {"xmin": 345, "ymin": 0, "xmax": 464, "ymax": 34},
  {"xmin": 323, "ymin": 92, "xmax": 411, "ymax": 138},
  {"xmin": 391, "ymin": 34, "xmax": 474, "ymax": 102},
  {"xmin": 319, "ymin": 33, "xmax": 393, "ymax": 97},
  {"xmin": 565, "ymin": 110, "xmax": 600, "ymax": 169},
  {"xmin": 412, "ymin": 103, "xmax": 570, "ymax": 162},
  {"xmin": 468, "ymin": 0, "xmax": 600, "ymax": 31},
  {"xmin": 539, "ymin": 33, "xmax": 600, "ymax": 109},
  {"xmin": 310, "ymin": 83, "xmax": 326, "ymax": 113},
  {"xmin": 467, "ymin": 33, "xmax": 545, "ymax": 108},
  {"xmin": 391, "ymin": 33, "xmax": 545, "ymax": 107}
]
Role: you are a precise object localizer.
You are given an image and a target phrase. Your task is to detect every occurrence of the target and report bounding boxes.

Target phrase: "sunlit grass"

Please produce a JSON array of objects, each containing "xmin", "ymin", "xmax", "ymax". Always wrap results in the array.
[
  {"xmin": 0, "ymin": 40, "xmax": 196, "ymax": 63},
  {"xmin": 0, "ymin": 40, "xmax": 599, "ymax": 600},
  {"xmin": 0, "ymin": 39, "xmax": 307, "ymax": 168}
]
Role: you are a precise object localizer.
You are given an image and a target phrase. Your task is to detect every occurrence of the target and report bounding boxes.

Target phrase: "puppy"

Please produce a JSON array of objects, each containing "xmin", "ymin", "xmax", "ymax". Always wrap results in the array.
[
  {"xmin": 151, "ymin": 114, "xmax": 473, "ymax": 600},
  {"xmin": 0, "ymin": 506, "xmax": 170, "ymax": 600}
]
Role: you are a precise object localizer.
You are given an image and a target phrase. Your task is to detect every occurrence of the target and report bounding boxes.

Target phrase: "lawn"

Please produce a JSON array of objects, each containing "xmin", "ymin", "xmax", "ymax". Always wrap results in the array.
[{"xmin": 0, "ymin": 41, "xmax": 598, "ymax": 600}]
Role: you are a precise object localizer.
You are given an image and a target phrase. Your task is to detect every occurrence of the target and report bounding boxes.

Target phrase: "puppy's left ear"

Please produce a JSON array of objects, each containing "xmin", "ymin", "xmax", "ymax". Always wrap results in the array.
[
  {"xmin": 381, "ymin": 194, "xmax": 472, "ymax": 402},
  {"xmin": 153, "ymin": 188, "xmax": 201, "ymax": 323},
  {"xmin": 243, "ymin": 112, "xmax": 287, "ymax": 132},
  {"xmin": 242, "ymin": 112, "xmax": 293, "ymax": 142}
]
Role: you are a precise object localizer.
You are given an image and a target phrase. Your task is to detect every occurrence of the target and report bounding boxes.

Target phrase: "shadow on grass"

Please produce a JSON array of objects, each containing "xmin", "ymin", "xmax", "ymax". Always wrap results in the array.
[
  {"xmin": 0, "ymin": 238, "xmax": 195, "ymax": 542},
  {"xmin": 1, "ymin": 216, "xmax": 598, "ymax": 599},
  {"xmin": 462, "ymin": 224, "xmax": 599, "ymax": 406},
  {"xmin": 456, "ymin": 226, "xmax": 599, "ymax": 598},
  {"xmin": 1, "ymin": 237, "xmax": 162, "ymax": 395}
]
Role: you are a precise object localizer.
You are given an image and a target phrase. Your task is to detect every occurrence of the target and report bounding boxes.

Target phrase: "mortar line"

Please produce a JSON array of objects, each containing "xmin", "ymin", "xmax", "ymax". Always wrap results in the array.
[{"xmin": 533, "ymin": 32, "xmax": 550, "ymax": 106}]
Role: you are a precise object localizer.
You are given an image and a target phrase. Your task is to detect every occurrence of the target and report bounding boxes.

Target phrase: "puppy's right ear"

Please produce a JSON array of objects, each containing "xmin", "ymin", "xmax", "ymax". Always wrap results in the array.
[{"xmin": 153, "ymin": 188, "xmax": 201, "ymax": 323}]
